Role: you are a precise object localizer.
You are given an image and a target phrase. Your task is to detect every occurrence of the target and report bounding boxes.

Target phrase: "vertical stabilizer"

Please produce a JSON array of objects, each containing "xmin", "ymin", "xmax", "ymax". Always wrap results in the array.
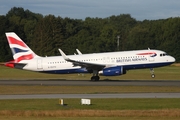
[{"xmin": 5, "ymin": 32, "xmax": 40, "ymax": 63}]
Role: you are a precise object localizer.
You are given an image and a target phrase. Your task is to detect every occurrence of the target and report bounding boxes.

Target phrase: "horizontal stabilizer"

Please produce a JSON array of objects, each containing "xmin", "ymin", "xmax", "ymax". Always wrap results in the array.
[{"xmin": 4, "ymin": 61, "xmax": 27, "ymax": 68}]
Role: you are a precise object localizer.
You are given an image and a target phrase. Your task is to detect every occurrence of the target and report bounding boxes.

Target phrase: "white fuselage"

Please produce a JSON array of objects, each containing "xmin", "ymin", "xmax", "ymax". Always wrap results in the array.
[{"xmin": 20, "ymin": 49, "xmax": 175, "ymax": 74}]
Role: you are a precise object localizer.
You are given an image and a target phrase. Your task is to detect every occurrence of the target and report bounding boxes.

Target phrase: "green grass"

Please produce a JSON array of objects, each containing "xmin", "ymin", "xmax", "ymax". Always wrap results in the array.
[
  {"xmin": 0, "ymin": 98, "xmax": 180, "ymax": 119},
  {"xmin": 0, "ymin": 65, "xmax": 180, "ymax": 80},
  {"xmin": 0, "ymin": 98, "xmax": 180, "ymax": 111},
  {"xmin": 0, "ymin": 86, "xmax": 180, "ymax": 94}
]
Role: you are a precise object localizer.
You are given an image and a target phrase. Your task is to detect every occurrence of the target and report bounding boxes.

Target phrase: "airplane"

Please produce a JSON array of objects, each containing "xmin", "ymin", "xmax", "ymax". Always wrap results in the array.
[{"xmin": 4, "ymin": 32, "xmax": 175, "ymax": 81}]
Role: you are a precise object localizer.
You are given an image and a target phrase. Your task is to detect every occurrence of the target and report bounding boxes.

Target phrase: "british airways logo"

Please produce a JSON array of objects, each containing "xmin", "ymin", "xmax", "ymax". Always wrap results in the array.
[
  {"xmin": 137, "ymin": 52, "xmax": 157, "ymax": 57},
  {"xmin": 150, "ymin": 53, "xmax": 157, "ymax": 57},
  {"xmin": 12, "ymin": 47, "xmax": 29, "ymax": 54},
  {"xmin": 8, "ymin": 36, "xmax": 27, "ymax": 48},
  {"xmin": 8, "ymin": 36, "xmax": 34, "ymax": 62}
]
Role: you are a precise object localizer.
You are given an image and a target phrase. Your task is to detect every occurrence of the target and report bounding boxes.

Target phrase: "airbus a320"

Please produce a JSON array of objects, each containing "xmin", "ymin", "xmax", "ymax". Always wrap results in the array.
[{"xmin": 4, "ymin": 32, "xmax": 175, "ymax": 81}]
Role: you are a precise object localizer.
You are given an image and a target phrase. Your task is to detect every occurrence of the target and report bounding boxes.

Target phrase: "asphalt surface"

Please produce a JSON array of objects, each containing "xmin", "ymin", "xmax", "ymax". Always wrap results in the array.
[
  {"xmin": 0, "ymin": 80, "xmax": 180, "ymax": 99},
  {"xmin": 0, "ymin": 80, "xmax": 180, "ymax": 86},
  {"xmin": 0, "ymin": 93, "xmax": 180, "ymax": 99}
]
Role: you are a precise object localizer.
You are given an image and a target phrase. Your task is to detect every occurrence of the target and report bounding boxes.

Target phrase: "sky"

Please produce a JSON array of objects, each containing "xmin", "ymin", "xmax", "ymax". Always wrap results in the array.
[{"xmin": 0, "ymin": 0, "xmax": 180, "ymax": 21}]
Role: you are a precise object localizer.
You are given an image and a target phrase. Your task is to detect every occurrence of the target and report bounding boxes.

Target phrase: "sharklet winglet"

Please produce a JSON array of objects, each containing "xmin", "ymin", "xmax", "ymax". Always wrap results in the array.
[
  {"xmin": 58, "ymin": 49, "xmax": 70, "ymax": 61},
  {"xmin": 76, "ymin": 49, "xmax": 82, "ymax": 55}
]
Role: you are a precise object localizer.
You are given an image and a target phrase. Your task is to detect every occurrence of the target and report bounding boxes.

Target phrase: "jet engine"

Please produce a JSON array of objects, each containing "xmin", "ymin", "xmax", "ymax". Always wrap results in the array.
[{"xmin": 100, "ymin": 66, "xmax": 126, "ymax": 76}]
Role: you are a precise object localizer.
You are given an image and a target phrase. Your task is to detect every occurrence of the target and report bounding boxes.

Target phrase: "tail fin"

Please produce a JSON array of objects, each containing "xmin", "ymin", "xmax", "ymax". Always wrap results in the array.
[{"xmin": 5, "ymin": 32, "xmax": 39, "ymax": 63}]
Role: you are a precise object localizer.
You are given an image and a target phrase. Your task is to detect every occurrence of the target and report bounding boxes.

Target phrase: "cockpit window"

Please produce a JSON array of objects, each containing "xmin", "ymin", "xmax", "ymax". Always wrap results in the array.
[{"xmin": 160, "ymin": 53, "xmax": 168, "ymax": 57}]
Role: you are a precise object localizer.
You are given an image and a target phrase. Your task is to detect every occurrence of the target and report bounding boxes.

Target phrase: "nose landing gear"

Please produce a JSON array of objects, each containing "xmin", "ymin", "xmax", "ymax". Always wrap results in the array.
[{"xmin": 150, "ymin": 68, "xmax": 155, "ymax": 78}]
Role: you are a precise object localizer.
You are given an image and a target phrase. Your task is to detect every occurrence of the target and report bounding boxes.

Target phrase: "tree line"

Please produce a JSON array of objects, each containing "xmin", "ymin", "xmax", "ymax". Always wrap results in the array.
[{"xmin": 0, "ymin": 7, "xmax": 180, "ymax": 62}]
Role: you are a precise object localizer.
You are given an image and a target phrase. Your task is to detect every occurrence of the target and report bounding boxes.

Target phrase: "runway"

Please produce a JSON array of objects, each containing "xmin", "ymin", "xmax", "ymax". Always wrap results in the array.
[
  {"xmin": 0, "ymin": 80, "xmax": 180, "ymax": 99},
  {"xmin": 0, "ymin": 80, "xmax": 180, "ymax": 86},
  {"xmin": 0, "ymin": 93, "xmax": 180, "ymax": 99}
]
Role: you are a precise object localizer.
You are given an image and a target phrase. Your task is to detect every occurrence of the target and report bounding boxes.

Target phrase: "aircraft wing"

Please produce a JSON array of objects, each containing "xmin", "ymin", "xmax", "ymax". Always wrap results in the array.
[{"xmin": 58, "ymin": 49, "xmax": 106, "ymax": 71}]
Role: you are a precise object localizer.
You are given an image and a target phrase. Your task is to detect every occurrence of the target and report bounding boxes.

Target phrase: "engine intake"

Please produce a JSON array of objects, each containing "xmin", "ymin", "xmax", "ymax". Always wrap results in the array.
[{"xmin": 101, "ymin": 66, "xmax": 126, "ymax": 76}]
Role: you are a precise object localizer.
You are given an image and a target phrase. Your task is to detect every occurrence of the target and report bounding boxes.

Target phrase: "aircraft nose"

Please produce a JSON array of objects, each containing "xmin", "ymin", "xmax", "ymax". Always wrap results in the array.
[{"xmin": 170, "ymin": 56, "xmax": 176, "ymax": 63}]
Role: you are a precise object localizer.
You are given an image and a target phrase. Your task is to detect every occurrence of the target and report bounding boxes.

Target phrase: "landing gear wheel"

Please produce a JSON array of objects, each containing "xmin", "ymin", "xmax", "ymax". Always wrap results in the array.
[
  {"xmin": 91, "ymin": 70, "xmax": 100, "ymax": 81},
  {"xmin": 91, "ymin": 76, "xmax": 100, "ymax": 81},
  {"xmin": 91, "ymin": 76, "xmax": 95, "ymax": 81},
  {"xmin": 151, "ymin": 74, "xmax": 155, "ymax": 78},
  {"xmin": 96, "ymin": 76, "xmax": 100, "ymax": 81}
]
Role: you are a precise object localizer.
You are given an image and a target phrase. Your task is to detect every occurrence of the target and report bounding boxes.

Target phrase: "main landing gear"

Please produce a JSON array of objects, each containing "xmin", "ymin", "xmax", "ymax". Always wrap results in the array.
[
  {"xmin": 150, "ymin": 68, "xmax": 155, "ymax": 78},
  {"xmin": 91, "ymin": 70, "xmax": 100, "ymax": 81}
]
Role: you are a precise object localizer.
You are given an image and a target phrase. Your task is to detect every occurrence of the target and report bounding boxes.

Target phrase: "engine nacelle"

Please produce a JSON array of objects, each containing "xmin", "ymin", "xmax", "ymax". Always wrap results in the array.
[{"xmin": 101, "ymin": 66, "xmax": 126, "ymax": 76}]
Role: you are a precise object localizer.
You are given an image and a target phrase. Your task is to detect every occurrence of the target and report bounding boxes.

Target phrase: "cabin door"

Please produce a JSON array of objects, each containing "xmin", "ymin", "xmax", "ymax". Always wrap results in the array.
[{"xmin": 37, "ymin": 59, "xmax": 43, "ymax": 69}]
